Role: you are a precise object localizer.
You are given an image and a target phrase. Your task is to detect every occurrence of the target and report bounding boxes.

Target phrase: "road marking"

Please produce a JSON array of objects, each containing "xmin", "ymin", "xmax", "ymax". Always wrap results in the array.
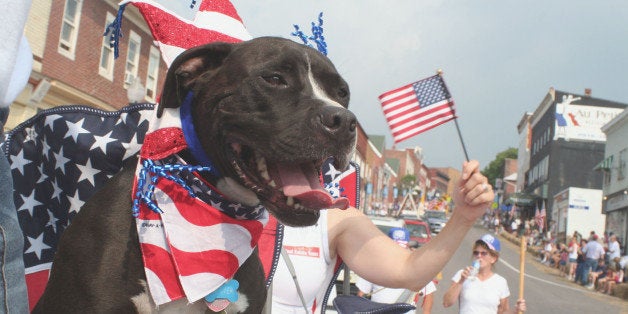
[{"xmin": 498, "ymin": 258, "xmax": 592, "ymax": 293}]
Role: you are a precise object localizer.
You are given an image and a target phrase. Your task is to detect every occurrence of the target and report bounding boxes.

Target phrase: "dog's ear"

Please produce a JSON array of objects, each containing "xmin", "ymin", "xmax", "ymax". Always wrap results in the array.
[{"xmin": 157, "ymin": 42, "xmax": 234, "ymax": 117}]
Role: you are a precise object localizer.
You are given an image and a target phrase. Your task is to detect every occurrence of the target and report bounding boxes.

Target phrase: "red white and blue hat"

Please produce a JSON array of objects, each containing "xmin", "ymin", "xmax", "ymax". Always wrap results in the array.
[
  {"xmin": 478, "ymin": 234, "xmax": 501, "ymax": 252},
  {"xmin": 389, "ymin": 227, "xmax": 410, "ymax": 248}
]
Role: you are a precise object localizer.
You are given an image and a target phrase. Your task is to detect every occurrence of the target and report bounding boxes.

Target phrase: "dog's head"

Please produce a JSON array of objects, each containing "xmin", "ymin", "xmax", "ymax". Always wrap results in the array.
[{"xmin": 158, "ymin": 37, "xmax": 357, "ymax": 226}]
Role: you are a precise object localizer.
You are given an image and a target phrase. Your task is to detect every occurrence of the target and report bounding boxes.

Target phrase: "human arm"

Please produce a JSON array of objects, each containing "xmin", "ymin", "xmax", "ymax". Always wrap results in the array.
[
  {"xmin": 442, "ymin": 269, "xmax": 469, "ymax": 308},
  {"xmin": 329, "ymin": 160, "xmax": 492, "ymax": 291},
  {"xmin": 420, "ymin": 292, "xmax": 433, "ymax": 314}
]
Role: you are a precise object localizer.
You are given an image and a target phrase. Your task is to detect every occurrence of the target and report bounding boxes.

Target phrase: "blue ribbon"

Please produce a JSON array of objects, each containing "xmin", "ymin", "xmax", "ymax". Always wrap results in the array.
[{"xmin": 180, "ymin": 91, "xmax": 221, "ymax": 178}]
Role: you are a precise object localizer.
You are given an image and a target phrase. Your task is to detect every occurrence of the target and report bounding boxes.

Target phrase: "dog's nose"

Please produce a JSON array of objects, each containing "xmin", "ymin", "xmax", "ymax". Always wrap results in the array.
[{"xmin": 319, "ymin": 106, "xmax": 357, "ymax": 136}]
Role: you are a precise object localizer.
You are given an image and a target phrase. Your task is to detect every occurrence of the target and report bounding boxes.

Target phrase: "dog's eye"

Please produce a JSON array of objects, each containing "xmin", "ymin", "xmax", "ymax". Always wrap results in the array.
[
  {"xmin": 262, "ymin": 75, "xmax": 287, "ymax": 87},
  {"xmin": 338, "ymin": 87, "xmax": 349, "ymax": 99}
]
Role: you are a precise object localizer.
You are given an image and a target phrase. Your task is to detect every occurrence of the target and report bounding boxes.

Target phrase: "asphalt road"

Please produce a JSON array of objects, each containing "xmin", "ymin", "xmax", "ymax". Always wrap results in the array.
[{"xmin": 430, "ymin": 225, "xmax": 628, "ymax": 314}]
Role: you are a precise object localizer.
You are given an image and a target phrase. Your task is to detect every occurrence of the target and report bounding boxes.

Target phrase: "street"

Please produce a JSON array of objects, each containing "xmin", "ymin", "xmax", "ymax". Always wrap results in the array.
[{"xmin": 430, "ymin": 225, "xmax": 627, "ymax": 313}]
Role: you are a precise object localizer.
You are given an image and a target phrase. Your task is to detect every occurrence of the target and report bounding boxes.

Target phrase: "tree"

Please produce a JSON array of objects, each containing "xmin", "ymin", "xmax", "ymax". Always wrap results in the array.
[
  {"xmin": 399, "ymin": 174, "xmax": 417, "ymax": 195},
  {"xmin": 481, "ymin": 147, "xmax": 518, "ymax": 189}
]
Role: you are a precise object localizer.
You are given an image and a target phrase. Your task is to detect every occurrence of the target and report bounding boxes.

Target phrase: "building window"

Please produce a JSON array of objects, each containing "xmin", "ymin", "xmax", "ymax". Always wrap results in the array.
[
  {"xmin": 124, "ymin": 31, "xmax": 141, "ymax": 88},
  {"xmin": 145, "ymin": 46, "xmax": 160, "ymax": 101},
  {"xmin": 619, "ymin": 149, "xmax": 626, "ymax": 181},
  {"xmin": 58, "ymin": 0, "xmax": 83, "ymax": 59},
  {"xmin": 99, "ymin": 12, "xmax": 115, "ymax": 80}
]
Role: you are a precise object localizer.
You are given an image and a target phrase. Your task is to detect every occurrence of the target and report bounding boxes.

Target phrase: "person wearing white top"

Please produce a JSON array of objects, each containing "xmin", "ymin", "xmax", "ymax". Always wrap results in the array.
[
  {"xmin": 270, "ymin": 161, "xmax": 494, "ymax": 313},
  {"xmin": 443, "ymin": 234, "xmax": 526, "ymax": 314},
  {"xmin": 607, "ymin": 235, "xmax": 621, "ymax": 262}
]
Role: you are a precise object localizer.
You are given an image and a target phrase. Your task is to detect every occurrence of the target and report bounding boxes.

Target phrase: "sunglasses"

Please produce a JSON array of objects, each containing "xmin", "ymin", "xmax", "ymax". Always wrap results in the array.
[{"xmin": 473, "ymin": 251, "xmax": 489, "ymax": 257}]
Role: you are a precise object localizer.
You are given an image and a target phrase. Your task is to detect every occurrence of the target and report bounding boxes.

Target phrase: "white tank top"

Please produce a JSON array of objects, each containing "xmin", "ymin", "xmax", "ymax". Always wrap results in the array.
[{"xmin": 271, "ymin": 210, "xmax": 337, "ymax": 313}]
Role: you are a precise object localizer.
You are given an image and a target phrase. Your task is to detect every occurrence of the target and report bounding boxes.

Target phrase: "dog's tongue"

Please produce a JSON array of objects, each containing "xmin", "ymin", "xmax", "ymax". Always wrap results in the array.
[{"xmin": 278, "ymin": 163, "xmax": 349, "ymax": 210}]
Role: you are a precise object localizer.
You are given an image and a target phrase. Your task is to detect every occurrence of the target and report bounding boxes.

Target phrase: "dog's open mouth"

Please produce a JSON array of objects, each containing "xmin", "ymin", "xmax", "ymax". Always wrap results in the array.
[{"xmin": 230, "ymin": 143, "xmax": 350, "ymax": 213}]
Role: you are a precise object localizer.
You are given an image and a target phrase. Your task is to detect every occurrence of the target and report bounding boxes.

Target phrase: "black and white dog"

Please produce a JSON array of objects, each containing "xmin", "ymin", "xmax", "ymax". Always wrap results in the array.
[{"xmin": 33, "ymin": 37, "xmax": 356, "ymax": 313}]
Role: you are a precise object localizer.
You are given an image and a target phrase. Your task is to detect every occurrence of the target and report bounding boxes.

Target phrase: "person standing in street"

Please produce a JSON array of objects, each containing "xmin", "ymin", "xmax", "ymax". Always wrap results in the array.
[
  {"xmin": 442, "ymin": 234, "xmax": 526, "ymax": 314},
  {"xmin": 270, "ymin": 161, "xmax": 494, "ymax": 313},
  {"xmin": 581, "ymin": 234, "xmax": 605, "ymax": 287},
  {"xmin": 607, "ymin": 234, "xmax": 621, "ymax": 265}
]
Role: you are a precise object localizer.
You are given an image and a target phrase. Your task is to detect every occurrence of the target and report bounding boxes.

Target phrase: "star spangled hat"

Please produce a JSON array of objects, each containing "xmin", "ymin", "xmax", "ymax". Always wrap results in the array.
[{"xmin": 105, "ymin": 0, "xmax": 252, "ymax": 67}]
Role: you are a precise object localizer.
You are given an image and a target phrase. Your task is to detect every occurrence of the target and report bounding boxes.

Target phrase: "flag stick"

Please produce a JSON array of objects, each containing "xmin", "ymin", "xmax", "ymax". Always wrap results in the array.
[
  {"xmin": 437, "ymin": 70, "xmax": 470, "ymax": 161},
  {"xmin": 518, "ymin": 235, "xmax": 526, "ymax": 314},
  {"xmin": 453, "ymin": 118, "xmax": 470, "ymax": 162}
]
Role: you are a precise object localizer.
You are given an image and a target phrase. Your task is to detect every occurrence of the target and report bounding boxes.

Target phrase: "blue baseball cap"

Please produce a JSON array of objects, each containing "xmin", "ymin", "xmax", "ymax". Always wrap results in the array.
[
  {"xmin": 478, "ymin": 234, "xmax": 501, "ymax": 252},
  {"xmin": 388, "ymin": 227, "xmax": 410, "ymax": 247}
]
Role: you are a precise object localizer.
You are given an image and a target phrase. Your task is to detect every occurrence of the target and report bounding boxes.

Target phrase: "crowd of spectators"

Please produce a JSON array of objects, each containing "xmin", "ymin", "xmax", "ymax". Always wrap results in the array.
[
  {"xmin": 537, "ymin": 230, "xmax": 626, "ymax": 295},
  {"xmin": 482, "ymin": 210, "xmax": 627, "ymax": 297}
]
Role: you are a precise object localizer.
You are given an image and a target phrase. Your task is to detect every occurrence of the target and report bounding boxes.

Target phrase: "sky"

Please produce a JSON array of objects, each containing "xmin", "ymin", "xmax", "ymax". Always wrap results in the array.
[{"xmin": 230, "ymin": 0, "xmax": 628, "ymax": 169}]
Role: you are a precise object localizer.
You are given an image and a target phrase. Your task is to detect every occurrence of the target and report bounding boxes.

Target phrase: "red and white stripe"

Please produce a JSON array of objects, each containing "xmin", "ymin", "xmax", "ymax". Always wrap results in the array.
[
  {"xmin": 121, "ymin": 0, "xmax": 251, "ymax": 66},
  {"xmin": 136, "ymin": 179, "xmax": 267, "ymax": 304}
]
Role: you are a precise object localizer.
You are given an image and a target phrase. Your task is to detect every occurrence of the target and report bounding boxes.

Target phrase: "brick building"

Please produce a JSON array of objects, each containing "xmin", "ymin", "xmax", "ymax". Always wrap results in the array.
[{"xmin": 6, "ymin": 0, "xmax": 168, "ymax": 131}]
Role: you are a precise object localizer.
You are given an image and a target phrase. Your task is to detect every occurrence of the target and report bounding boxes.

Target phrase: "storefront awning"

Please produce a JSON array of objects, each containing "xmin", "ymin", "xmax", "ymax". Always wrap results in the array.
[
  {"xmin": 594, "ymin": 155, "xmax": 613, "ymax": 171},
  {"xmin": 504, "ymin": 192, "xmax": 541, "ymax": 207}
]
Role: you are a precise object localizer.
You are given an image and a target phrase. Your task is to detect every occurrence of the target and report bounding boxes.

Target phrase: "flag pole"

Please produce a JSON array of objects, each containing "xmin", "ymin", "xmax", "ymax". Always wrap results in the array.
[
  {"xmin": 437, "ymin": 69, "xmax": 470, "ymax": 161},
  {"xmin": 518, "ymin": 235, "xmax": 526, "ymax": 314}
]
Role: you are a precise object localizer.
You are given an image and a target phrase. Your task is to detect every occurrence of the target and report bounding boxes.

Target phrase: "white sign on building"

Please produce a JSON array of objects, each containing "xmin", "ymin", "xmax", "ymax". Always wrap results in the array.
[
  {"xmin": 554, "ymin": 95, "xmax": 624, "ymax": 142},
  {"xmin": 553, "ymin": 187, "xmax": 605, "ymax": 237}
]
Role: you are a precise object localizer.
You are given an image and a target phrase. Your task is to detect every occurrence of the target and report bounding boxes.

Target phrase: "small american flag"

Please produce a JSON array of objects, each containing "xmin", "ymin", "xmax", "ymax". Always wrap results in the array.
[{"xmin": 379, "ymin": 74, "xmax": 456, "ymax": 144}]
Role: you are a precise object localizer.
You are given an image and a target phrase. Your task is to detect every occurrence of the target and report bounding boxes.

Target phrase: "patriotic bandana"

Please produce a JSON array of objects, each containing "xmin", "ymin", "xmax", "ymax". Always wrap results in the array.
[{"xmin": 133, "ymin": 102, "xmax": 268, "ymax": 306}]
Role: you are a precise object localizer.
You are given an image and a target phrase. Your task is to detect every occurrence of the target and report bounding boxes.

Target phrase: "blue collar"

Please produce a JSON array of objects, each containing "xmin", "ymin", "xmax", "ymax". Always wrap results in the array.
[{"xmin": 179, "ymin": 91, "xmax": 221, "ymax": 178}]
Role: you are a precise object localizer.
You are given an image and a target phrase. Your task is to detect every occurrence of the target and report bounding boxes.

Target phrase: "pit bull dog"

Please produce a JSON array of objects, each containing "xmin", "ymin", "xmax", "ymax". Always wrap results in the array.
[{"xmin": 33, "ymin": 37, "xmax": 356, "ymax": 313}]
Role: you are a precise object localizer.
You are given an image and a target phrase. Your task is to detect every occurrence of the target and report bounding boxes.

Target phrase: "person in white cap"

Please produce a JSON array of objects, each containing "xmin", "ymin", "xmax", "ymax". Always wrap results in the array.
[{"xmin": 443, "ymin": 234, "xmax": 526, "ymax": 313}]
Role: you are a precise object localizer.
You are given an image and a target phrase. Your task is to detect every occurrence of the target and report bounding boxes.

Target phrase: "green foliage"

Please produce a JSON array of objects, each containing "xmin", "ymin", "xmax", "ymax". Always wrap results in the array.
[
  {"xmin": 400, "ymin": 174, "xmax": 417, "ymax": 192},
  {"xmin": 481, "ymin": 147, "xmax": 518, "ymax": 189}
]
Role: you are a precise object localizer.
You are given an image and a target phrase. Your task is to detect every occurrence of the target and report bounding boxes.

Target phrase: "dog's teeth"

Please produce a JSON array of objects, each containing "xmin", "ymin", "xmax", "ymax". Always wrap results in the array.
[
  {"xmin": 256, "ymin": 156, "xmax": 267, "ymax": 171},
  {"xmin": 269, "ymin": 180, "xmax": 276, "ymax": 187},
  {"xmin": 261, "ymin": 171, "xmax": 270, "ymax": 181},
  {"xmin": 286, "ymin": 196, "xmax": 294, "ymax": 206},
  {"xmin": 257, "ymin": 157, "xmax": 271, "ymax": 180}
]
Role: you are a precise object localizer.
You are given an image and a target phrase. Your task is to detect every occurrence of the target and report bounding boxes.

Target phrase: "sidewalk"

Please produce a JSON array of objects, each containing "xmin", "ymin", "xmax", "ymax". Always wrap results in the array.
[{"xmin": 498, "ymin": 230, "xmax": 628, "ymax": 301}]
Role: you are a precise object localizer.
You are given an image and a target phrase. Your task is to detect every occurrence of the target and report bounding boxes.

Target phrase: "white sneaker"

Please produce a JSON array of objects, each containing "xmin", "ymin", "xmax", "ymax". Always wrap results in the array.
[{"xmin": 586, "ymin": 284, "xmax": 595, "ymax": 290}]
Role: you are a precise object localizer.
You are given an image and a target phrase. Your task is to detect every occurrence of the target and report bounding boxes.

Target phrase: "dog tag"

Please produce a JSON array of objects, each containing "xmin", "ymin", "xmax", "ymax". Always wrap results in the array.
[{"xmin": 206, "ymin": 299, "xmax": 230, "ymax": 312}]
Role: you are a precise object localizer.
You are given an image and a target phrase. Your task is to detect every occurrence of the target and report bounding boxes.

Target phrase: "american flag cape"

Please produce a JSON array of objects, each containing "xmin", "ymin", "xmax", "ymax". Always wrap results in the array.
[
  {"xmin": 379, "ymin": 74, "xmax": 456, "ymax": 144},
  {"xmin": 1, "ymin": 103, "xmax": 154, "ymax": 310},
  {"xmin": 107, "ymin": 0, "xmax": 251, "ymax": 67}
]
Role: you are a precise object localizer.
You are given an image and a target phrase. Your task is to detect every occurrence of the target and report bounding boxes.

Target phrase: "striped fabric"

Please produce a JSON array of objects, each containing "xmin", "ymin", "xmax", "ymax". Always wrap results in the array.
[{"xmin": 120, "ymin": 0, "xmax": 251, "ymax": 66}]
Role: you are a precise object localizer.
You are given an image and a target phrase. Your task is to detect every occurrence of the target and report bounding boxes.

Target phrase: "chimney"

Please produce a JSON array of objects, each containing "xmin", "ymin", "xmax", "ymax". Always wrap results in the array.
[{"xmin": 584, "ymin": 88, "xmax": 592, "ymax": 96}]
